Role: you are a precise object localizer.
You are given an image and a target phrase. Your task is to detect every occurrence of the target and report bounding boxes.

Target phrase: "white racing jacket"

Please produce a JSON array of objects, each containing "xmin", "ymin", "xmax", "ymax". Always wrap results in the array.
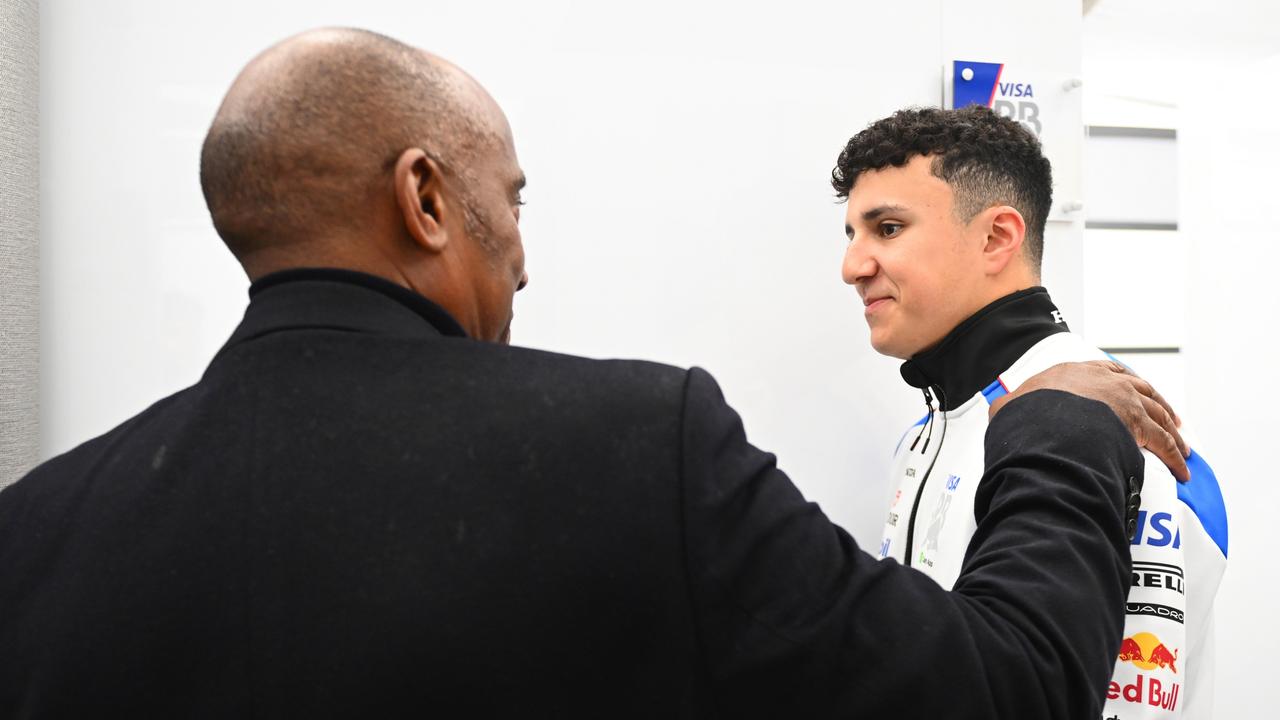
[{"xmin": 878, "ymin": 288, "xmax": 1228, "ymax": 719}]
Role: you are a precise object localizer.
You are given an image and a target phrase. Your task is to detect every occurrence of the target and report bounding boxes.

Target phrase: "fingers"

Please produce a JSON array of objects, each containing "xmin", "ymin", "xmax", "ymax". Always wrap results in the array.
[
  {"xmin": 1105, "ymin": 358, "xmax": 1182, "ymax": 430},
  {"xmin": 1129, "ymin": 373, "xmax": 1185, "ymax": 441},
  {"xmin": 1137, "ymin": 395, "xmax": 1191, "ymax": 482},
  {"xmin": 993, "ymin": 360, "xmax": 1192, "ymax": 481},
  {"xmin": 1150, "ymin": 394, "xmax": 1188, "ymax": 460},
  {"xmin": 1095, "ymin": 360, "xmax": 1190, "ymax": 457}
]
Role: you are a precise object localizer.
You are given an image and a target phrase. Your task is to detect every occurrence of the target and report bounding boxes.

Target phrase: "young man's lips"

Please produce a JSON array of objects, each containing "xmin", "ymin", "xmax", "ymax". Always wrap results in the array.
[{"xmin": 864, "ymin": 297, "xmax": 893, "ymax": 314}]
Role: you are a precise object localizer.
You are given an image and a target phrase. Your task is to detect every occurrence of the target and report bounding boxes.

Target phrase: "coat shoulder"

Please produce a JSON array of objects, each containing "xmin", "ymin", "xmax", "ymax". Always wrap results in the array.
[{"xmin": 464, "ymin": 342, "xmax": 695, "ymax": 412}]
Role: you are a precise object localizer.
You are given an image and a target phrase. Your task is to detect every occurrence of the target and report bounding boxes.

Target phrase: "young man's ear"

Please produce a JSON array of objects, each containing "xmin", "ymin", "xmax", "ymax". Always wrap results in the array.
[
  {"xmin": 394, "ymin": 148, "xmax": 449, "ymax": 253},
  {"xmin": 981, "ymin": 205, "xmax": 1027, "ymax": 275}
]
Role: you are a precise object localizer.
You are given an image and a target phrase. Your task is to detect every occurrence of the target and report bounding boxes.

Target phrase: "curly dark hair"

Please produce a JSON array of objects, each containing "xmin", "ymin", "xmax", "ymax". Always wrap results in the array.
[{"xmin": 831, "ymin": 105, "xmax": 1052, "ymax": 269}]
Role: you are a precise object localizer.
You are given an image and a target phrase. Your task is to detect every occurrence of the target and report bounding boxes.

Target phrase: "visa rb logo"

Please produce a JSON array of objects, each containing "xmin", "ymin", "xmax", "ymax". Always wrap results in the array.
[
  {"xmin": 992, "ymin": 80, "xmax": 1040, "ymax": 136},
  {"xmin": 952, "ymin": 62, "xmax": 1041, "ymax": 136}
]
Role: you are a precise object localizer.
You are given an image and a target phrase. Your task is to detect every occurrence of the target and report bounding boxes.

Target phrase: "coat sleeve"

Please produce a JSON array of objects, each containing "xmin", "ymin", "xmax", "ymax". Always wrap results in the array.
[{"xmin": 679, "ymin": 366, "xmax": 1141, "ymax": 719}]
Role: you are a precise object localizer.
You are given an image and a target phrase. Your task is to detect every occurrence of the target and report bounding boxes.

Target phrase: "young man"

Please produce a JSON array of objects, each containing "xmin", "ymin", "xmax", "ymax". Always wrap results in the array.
[{"xmin": 834, "ymin": 106, "xmax": 1227, "ymax": 719}]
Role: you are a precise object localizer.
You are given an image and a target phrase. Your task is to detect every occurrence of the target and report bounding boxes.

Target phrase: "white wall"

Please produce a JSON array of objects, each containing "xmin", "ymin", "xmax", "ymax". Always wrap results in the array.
[
  {"xmin": 1179, "ymin": 55, "xmax": 1280, "ymax": 718},
  {"xmin": 38, "ymin": 0, "xmax": 1083, "ymax": 548},
  {"xmin": 1083, "ymin": 3, "xmax": 1280, "ymax": 714},
  {"xmin": 1080, "ymin": 127, "xmax": 1186, "ymax": 409}
]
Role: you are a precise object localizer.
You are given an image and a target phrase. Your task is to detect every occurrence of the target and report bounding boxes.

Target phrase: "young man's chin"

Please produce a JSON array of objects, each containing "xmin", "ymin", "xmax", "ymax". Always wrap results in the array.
[{"xmin": 868, "ymin": 333, "xmax": 911, "ymax": 361}]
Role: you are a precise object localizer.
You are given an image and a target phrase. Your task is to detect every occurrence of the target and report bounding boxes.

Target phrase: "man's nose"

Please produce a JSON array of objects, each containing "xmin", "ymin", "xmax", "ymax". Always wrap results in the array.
[
  {"xmin": 517, "ymin": 271, "xmax": 529, "ymax": 291},
  {"xmin": 842, "ymin": 239, "xmax": 876, "ymax": 286}
]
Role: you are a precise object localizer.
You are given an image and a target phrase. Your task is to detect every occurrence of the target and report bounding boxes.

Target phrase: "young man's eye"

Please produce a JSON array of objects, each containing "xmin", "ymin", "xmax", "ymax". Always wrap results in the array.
[{"xmin": 880, "ymin": 222, "xmax": 903, "ymax": 237}]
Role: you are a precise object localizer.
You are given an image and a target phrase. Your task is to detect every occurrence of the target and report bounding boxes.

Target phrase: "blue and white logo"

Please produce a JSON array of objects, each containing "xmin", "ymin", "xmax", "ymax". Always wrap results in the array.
[
  {"xmin": 953, "ymin": 60, "xmax": 1042, "ymax": 136},
  {"xmin": 1131, "ymin": 510, "xmax": 1182, "ymax": 549}
]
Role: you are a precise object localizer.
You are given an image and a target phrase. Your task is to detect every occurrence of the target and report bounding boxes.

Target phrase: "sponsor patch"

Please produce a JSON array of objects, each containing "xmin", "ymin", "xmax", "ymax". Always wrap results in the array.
[{"xmin": 1111, "ymin": 633, "xmax": 1181, "ymax": 712}]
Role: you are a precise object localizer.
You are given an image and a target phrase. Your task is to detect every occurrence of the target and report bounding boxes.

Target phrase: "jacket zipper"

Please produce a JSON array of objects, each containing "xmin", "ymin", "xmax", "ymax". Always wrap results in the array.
[{"xmin": 903, "ymin": 384, "xmax": 947, "ymax": 567}]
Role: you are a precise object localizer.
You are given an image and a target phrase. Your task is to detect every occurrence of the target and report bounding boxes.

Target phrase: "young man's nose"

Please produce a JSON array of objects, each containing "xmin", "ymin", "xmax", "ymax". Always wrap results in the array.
[{"xmin": 842, "ymin": 241, "xmax": 877, "ymax": 285}]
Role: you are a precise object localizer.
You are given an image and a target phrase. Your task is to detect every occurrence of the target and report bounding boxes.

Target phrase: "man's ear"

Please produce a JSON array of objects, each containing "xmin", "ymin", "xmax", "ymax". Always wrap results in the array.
[
  {"xmin": 981, "ymin": 205, "xmax": 1027, "ymax": 275},
  {"xmin": 394, "ymin": 148, "xmax": 449, "ymax": 253}
]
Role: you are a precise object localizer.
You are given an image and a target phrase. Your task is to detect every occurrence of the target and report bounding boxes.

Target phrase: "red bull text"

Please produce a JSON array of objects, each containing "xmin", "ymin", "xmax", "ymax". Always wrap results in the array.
[{"xmin": 1106, "ymin": 674, "xmax": 1180, "ymax": 712}]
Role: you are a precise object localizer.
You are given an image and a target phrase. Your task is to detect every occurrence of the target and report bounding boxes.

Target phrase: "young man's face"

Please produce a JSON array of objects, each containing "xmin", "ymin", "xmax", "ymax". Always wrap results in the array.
[{"xmin": 842, "ymin": 154, "xmax": 989, "ymax": 359}]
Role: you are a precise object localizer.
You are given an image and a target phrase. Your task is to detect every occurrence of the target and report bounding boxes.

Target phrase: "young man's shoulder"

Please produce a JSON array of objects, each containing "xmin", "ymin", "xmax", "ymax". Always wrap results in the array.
[{"xmin": 999, "ymin": 331, "xmax": 1108, "ymax": 392}]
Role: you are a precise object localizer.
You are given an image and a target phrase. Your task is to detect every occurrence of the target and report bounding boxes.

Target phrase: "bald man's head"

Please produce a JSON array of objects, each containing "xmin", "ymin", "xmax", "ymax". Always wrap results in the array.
[
  {"xmin": 200, "ymin": 28, "xmax": 500, "ymax": 259},
  {"xmin": 201, "ymin": 29, "xmax": 529, "ymax": 344}
]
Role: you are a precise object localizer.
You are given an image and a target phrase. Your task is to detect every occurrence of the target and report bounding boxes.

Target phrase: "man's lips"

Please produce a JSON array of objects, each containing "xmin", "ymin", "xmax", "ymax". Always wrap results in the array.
[{"xmin": 863, "ymin": 295, "xmax": 893, "ymax": 314}]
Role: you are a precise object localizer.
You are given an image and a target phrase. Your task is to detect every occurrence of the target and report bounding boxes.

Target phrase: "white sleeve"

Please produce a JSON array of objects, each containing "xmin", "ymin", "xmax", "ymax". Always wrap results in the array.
[
  {"xmin": 1180, "ymin": 612, "xmax": 1215, "ymax": 719},
  {"xmin": 1102, "ymin": 454, "xmax": 1190, "ymax": 718}
]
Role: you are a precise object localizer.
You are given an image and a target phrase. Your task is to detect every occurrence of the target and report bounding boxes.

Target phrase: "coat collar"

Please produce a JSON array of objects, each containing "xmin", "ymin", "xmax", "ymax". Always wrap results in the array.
[
  {"xmin": 213, "ymin": 268, "xmax": 468, "ymax": 362},
  {"xmin": 898, "ymin": 287, "xmax": 1068, "ymax": 411}
]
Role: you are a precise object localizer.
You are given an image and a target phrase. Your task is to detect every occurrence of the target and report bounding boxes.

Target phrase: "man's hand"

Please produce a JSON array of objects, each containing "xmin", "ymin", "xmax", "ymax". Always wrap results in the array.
[{"xmin": 989, "ymin": 360, "xmax": 1191, "ymax": 481}]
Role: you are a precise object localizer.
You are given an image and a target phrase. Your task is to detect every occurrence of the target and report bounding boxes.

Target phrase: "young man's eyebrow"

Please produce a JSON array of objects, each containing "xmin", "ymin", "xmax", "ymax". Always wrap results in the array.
[
  {"xmin": 847, "ymin": 204, "xmax": 911, "ymax": 237},
  {"xmin": 861, "ymin": 204, "xmax": 909, "ymax": 222}
]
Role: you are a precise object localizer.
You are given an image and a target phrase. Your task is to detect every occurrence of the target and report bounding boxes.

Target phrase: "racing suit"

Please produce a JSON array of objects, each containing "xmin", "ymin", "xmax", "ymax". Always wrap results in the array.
[{"xmin": 878, "ymin": 287, "xmax": 1228, "ymax": 719}]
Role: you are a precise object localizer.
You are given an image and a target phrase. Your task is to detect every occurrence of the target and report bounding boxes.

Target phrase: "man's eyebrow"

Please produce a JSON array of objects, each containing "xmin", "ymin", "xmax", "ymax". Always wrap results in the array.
[
  {"xmin": 847, "ymin": 203, "xmax": 910, "ymax": 237},
  {"xmin": 861, "ymin": 204, "xmax": 909, "ymax": 222}
]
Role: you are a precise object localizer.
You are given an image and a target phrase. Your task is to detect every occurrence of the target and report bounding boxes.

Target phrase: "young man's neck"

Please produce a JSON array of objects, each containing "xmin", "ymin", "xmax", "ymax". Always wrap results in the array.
[
  {"xmin": 974, "ymin": 269, "xmax": 1040, "ymax": 314},
  {"xmin": 901, "ymin": 285, "xmax": 1066, "ymax": 410}
]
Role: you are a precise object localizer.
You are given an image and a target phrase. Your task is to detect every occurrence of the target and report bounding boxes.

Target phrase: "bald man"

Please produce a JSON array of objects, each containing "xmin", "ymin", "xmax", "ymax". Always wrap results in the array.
[{"xmin": 0, "ymin": 28, "xmax": 1185, "ymax": 718}]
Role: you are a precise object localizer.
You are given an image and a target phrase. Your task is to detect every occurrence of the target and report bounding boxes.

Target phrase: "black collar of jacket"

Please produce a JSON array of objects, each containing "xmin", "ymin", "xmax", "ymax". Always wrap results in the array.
[
  {"xmin": 898, "ymin": 287, "xmax": 1068, "ymax": 410},
  {"xmin": 214, "ymin": 268, "xmax": 468, "ymax": 360}
]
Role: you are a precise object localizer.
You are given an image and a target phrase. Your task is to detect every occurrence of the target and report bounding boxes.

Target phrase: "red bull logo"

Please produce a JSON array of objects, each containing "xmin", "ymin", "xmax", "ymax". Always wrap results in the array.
[
  {"xmin": 1109, "ymin": 632, "xmax": 1182, "ymax": 711},
  {"xmin": 1117, "ymin": 637, "xmax": 1144, "ymax": 663},
  {"xmin": 1116, "ymin": 632, "xmax": 1179, "ymax": 673},
  {"xmin": 1148, "ymin": 644, "xmax": 1179, "ymax": 673}
]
